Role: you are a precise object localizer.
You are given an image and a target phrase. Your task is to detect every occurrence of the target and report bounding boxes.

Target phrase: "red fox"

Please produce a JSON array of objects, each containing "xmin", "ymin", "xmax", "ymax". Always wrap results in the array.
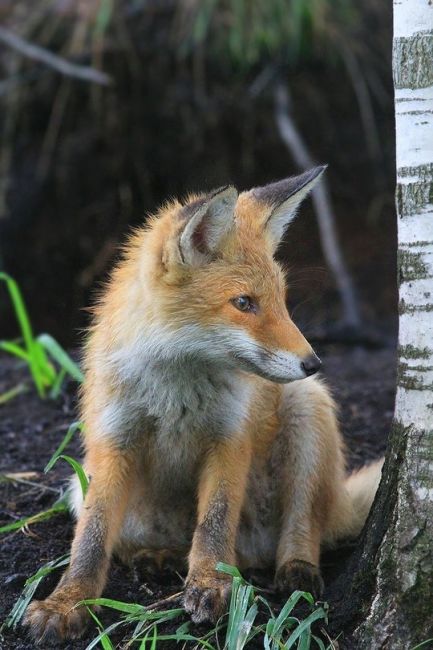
[{"xmin": 25, "ymin": 166, "xmax": 383, "ymax": 643}]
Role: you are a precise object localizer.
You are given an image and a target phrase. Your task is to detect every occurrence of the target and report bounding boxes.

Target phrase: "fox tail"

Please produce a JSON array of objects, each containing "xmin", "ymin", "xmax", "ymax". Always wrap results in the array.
[{"xmin": 329, "ymin": 458, "xmax": 384, "ymax": 543}]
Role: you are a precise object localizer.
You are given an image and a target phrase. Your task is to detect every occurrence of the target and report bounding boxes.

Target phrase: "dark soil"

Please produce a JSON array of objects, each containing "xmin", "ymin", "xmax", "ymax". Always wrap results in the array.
[{"xmin": 0, "ymin": 344, "xmax": 396, "ymax": 649}]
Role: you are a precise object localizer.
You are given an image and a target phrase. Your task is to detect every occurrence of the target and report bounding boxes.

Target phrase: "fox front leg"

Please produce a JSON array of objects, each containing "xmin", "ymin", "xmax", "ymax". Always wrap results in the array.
[
  {"xmin": 24, "ymin": 443, "xmax": 135, "ymax": 644},
  {"xmin": 184, "ymin": 437, "xmax": 251, "ymax": 624},
  {"xmin": 273, "ymin": 380, "xmax": 346, "ymax": 599}
]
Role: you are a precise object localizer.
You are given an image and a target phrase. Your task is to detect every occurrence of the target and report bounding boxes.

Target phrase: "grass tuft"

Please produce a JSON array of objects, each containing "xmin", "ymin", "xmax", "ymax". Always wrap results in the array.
[
  {"xmin": 0, "ymin": 421, "xmax": 85, "ymax": 535},
  {"xmin": 2, "ymin": 507, "xmax": 331, "ymax": 647},
  {"xmin": 44, "ymin": 420, "xmax": 84, "ymax": 473},
  {"xmin": 77, "ymin": 564, "xmax": 330, "ymax": 649},
  {"xmin": 0, "ymin": 272, "xmax": 83, "ymax": 399},
  {"xmin": 1, "ymin": 555, "xmax": 70, "ymax": 631}
]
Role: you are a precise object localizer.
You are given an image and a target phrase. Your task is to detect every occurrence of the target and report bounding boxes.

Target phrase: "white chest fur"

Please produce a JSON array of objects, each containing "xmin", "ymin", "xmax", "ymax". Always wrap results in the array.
[{"xmin": 98, "ymin": 331, "xmax": 253, "ymax": 461}]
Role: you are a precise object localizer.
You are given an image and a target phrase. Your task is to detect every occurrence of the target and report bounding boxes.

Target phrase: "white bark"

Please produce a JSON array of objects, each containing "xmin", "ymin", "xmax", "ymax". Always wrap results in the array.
[
  {"xmin": 393, "ymin": 0, "xmax": 433, "ymax": 476},
  {"xmin": 355, "ymin": 0, "xmax": 433, "ymax": 646}
]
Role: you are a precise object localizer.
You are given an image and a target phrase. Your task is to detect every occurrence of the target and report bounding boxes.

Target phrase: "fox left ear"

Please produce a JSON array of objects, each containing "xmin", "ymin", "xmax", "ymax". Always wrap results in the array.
[
  {"xmin": 178, "ymin": 185, "xmax": 238, "ymax": 265},
  {"xmin": 252, "ymin": 166, "xmax": 326, "ymax": 247}
]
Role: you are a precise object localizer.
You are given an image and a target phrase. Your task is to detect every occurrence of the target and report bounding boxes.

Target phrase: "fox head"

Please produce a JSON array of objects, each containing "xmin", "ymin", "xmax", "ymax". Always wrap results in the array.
[{"xmin": 148, "ymin": 166, "xmax": 325, "ymax": 383}]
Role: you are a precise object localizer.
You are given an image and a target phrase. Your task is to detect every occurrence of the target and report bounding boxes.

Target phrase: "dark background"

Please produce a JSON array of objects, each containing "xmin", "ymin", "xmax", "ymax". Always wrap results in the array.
[
  {"xmin": 0, "ymin": 4, "xmax": 398, "ymax": 647},
  {"xmin": 0, "ymin": 0, "xmax": 397, "ymax": 347}
]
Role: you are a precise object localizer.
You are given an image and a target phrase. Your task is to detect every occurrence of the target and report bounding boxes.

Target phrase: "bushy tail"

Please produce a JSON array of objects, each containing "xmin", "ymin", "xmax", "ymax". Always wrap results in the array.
[
  {"xmin": 329, "ymin": 458, "xmax": 384, "ymax": 543},
  {"xmin": 344, "ymin": 458, "xmax": 384, "ymax": 536}
]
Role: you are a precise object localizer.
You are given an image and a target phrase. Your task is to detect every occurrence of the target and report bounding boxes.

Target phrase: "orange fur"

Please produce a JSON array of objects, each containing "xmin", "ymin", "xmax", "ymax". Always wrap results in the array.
[{"xmin": 24, "ymin": 170, "xmax": 383, "ymax": 641}]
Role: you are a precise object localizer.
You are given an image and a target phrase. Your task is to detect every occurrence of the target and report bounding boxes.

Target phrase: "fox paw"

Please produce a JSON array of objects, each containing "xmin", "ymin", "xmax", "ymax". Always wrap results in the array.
[
  {"xmin": 275, "ymin": 560, "xmax": 324, "ymax": 600},
  {"xmin": 184, "ymin": 571, "xmax": 231, "ymax": 624},
  {"xmin": 23, "ymin": 597, "xmax": 88, "ymax": 645}
]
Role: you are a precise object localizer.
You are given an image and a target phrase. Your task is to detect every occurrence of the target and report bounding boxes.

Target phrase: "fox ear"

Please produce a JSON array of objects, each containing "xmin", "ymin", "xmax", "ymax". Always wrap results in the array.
[
  {"xmin": 252, "ymin": 166, "xmax": 326, "ymax": 247},
  {"xmin": 178, "ymin": 185, "xmax": 238, "ymax": 265}
]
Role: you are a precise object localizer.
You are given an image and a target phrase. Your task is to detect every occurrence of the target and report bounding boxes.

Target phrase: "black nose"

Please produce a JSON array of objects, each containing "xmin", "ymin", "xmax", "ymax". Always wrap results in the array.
[{"xmin": 302, "ymin": 354, "xmax": 322, "ymax": 376}]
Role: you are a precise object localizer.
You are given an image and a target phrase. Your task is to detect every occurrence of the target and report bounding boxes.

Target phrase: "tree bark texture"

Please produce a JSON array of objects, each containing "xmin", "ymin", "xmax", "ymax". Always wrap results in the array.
[{"xmin": 352, "ymin": 0, "xmax": 433, "ymax": 647}]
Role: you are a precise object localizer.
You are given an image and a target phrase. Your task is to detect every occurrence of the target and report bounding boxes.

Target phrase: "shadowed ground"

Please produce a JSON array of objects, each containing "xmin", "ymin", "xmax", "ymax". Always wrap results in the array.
[{"xmin": 0, "ymin": 343, "xmax": 395, "ymax": 649}]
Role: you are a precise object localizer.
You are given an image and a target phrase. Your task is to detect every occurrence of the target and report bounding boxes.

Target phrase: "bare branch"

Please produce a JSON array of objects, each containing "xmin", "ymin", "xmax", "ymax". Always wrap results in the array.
[
  {"xmin": 274, "ymin": 81, "xmax": 361, "ymax": 329},
  {"xmin": 0, "ymin": 26, "xmax": 112, "ymax": 86},
  {"xmin": 341, "ymin": 46, "xmax": 381, "ymax": 162}
]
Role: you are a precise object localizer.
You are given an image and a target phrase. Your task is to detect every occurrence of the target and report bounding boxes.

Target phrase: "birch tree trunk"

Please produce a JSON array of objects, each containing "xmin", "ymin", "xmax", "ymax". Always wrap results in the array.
[{"xmin": 349, "ymin": 0, "xmax": 433, "ymax": 647}]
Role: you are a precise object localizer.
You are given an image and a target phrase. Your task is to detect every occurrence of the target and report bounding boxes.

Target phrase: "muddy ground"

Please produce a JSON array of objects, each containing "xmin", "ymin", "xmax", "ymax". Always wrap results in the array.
[{"xmin": 0, "ymin": 343, "xmax": 396, "ymax": 649}]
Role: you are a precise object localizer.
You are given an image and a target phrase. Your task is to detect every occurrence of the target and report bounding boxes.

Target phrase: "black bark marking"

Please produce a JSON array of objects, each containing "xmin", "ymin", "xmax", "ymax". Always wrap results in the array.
[{"xmin": 393, "ymin": 33, "xmax": 433, "ymax": 89}]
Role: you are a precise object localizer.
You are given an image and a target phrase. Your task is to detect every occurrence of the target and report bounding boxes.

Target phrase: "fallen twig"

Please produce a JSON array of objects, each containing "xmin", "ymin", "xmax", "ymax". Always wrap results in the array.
[
  {"xmin": 0, "ymin": 26, "xmax": 112, "ymax": 86},
  {"xmin": 143, "ymin": 591, "xmax": 184, "ymax": 611},
  {"xmin": 1, "ymin": 473, "xmax": 60, "ymax": 494}
]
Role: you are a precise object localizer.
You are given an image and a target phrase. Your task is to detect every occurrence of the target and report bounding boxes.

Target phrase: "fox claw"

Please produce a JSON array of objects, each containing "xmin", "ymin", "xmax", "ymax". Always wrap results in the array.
[
  {"xmin": 274, "ymin": 560, "xmax": 324, "ymax": 600},
  {"xmin": 23, "ymin": 598, "xmax": 88, "ymax": 644},
  {"xmin": 184, "ymin": 572, "xmax": 231, "ymax": 624}
]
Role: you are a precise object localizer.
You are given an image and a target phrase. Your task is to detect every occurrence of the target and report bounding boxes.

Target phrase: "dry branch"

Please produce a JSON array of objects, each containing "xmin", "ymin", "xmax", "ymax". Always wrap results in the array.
[
  {"xmin": 274, "ymin": 81, "xmax": 361, "ymax": 329},
  {"xmin": 0, "ymin": 26, "xmax": 112, "ymax": 86}
]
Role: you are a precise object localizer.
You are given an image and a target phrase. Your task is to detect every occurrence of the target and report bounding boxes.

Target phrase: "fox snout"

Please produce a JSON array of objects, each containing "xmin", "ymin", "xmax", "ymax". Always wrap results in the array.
[
  {"xmin": 232, "ymin": 332, "xmax": 321, "ymax": 383},
  {"xmin": 257, "ymin": 348, "xmax": 321, "ymax": 383},
  {"xmin": 272, "ymin": 348, "xmax": 322, "ymax": 382},
  {"xmin": 301, "ymin": 353, "xmax": 322, "ymax": 376},
  {"xmin": 252, "ymin": 319, "xmax": 321, "ymax": 383}
]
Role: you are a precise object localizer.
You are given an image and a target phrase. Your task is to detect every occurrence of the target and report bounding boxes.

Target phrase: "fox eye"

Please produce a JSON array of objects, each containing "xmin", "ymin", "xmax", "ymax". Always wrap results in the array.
[{"xmin": 231, "ymin": 295, "xmax": 257, "ymax": 313}]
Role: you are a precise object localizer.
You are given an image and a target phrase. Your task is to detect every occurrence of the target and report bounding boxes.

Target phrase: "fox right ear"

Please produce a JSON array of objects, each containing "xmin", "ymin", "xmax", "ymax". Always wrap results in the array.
[
  {"xmin": 251, "ymin": 166, "xmax": 326, "ymax": 248},
  {"xmin": 177, "ymin": 186, "xmax": 238, "ymax": 266}
]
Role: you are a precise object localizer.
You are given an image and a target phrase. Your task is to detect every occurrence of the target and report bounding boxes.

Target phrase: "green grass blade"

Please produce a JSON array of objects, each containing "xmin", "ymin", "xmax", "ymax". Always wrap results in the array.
[
  {"xmin": 136, "ymin": 608, "xmax": 185, "ymax": 623},
  {"xmin": 50, "ymin": 367, "xmax": 66, "ymax": 398},
  {"xmin": 150, "ymin": 624, "xmax": 157, "ymax": 650},
  {"xmin": 297, "ymin": 628, "xmax": 311, "ymax": 650},
  {"xmin": 285, "ymin": 607, "xmax": 327, "ymax": 649},
  {"xmin": 26, "ymin": 553, "xmax": 70, "ymax": 586},
  {"xmin": 273, "ymin": 591, "xmax": 313, "ymax": 639},
  {"xmin": 44, "ymin": 421, "xmax": 83, "ymax": 473},
  {"xmin": 85, "ymin": 603, "xmax": 186, "ymax": 650},
  {"xmin": 86, "ymin": 608, "xmax": 115, "ymax": 650},
  {"xmin": 216, "ymin": 562, "xmax": 244, "ymax": 580},
  {"xmin": 0, "ymin": 498, "xmax": 68, "ymax": 534},
  {"xmin": 0, "ymin": 274, "xmax": 81, "ymax": 398},
  {"xmin": 175, "ymin": 621, "xmax": 190, "ymax": 635},
  {"xmin": 85, "ymin": 619, "xmax": 126, "ymax": 650},
  {"xmin": 0, "ymin": 272, "xmax": 47, "ymax": 397},
  {"xmin": 79, "ymin": 598, "xmax": 146, "ymax": 615},
  {"xmin": 226, "ymin": 576, "xmax": 241, "ymax": 643},
  {"xmin": 236, "ymin": 601, "xmax": 259, "ymax": 649},
  {"xmin": 225, "ymin": 577, "xmax": 256, "ymax": 650},
  {"xmin": 264, "ymin": 617, "xmax": 274, "ymax": 650},
  {"xmin": 33, "ymin": 340, "xmax": 56, "ymax": 384},
  {"xmin": 37, "ymin": 333, "xmax": 84, "ymax": 383},
  {"xmin": 257, "ymin": 593, "xmax": 276, "ymax": 619},
  {"xmin": 0, "ymin": 340, "xmax": 29, "ymax": 361},
  {"xmin": 410, "ymin": 642, "xmax": 433, "ymax": 650},
  {"xmin": 311, "ymin": 634, "xmax": 326, "ymax": 650},
  {"xmin": 1, "ymin": 554, "xmax": 70, "ymax": 630},
  {"xmin": 0, "ymin": 273, "xmax": 35, "ymax": 355},
  {"xmin": 51, "ymin": 454, "xmax": 89, "ymax": 497},
  {"xmin": 139, "ymin": 629, "xmax": 151, "ymax": 649}
]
